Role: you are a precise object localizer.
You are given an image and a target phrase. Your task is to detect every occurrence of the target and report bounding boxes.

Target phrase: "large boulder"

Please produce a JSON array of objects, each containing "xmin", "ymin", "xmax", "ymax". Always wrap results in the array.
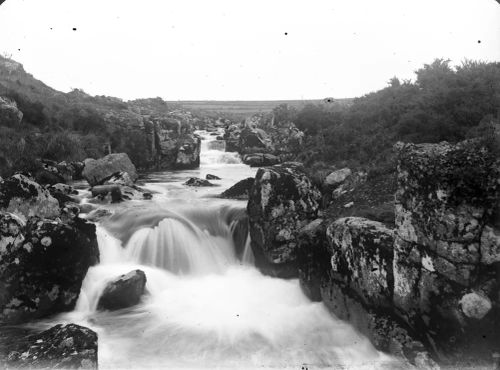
[
  {"xmin": 0, "ymin": 213, "xmax": 99, "ymax": 324},
  {"xmin": 326, "ymin": 217, "xmax": 394, "ymax": 308},
  {"xmin": 220, "ymin": 177, "xmax": 254, "ymax": 200},
  {"xmin": 393, "ymin": 140, "xmax": 500, "ymax": 363},
  {"xmin": 97, "ymin": 269, "xmax": 147, "ymax": 311},
  {"xmin": 0, "ymin": 174, "xmax": 60, "ymax": 221},
  {"xmin": 4, "ymin": 324, "xmax": 98, "ymax": 369},
  {"xmin": 247, "ymin": 162, "xmax": 322, "ymax": 276},
  {"xmin": 0, "ymin": 96, "xmax": 23, "ymax": 127},
  {"xmin": 82, "ymin": 153, "xmax": 138, "ymax": 186}
]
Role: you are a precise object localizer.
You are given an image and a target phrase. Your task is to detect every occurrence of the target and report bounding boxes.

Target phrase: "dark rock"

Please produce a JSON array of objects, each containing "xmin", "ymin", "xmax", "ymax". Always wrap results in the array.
[
  {"xmin": 5, "ymin": 323, "xmax": 98, "ymax": 369},
  {"xmin": 184, "ymin": 177, "xmax": 216, "ymax": 187},
  {"xmin": 206, "ymin": 174, "xmax": 221, "ymax": 180},
  {"xmin": 174, "ymin": 136, "xmax": 201, "ymax": 169},
  {"xmin": 143, "ymin": 192, "xmax": 153, "ymax": 200},
  {"xmin": 239, "ymin": 127, "xmax": 269, "ymax": 151},
  {"xmin": 91, "ymin": 184, "xmax": 123, "ymax": 203},
  {"xmin": 97, "ymin": 269, "xmax": 147, "ymax": 311},
  {"xmin": 242, "ymin": 153, "xmax": 280, "ymax": 167},
  {"xmin": 247, "ymin": 162, "xmax": 322, "ymax": 277},
  {"xmin": 0, "ymin": 173, "xmax": 60, "ymax": 221},
  {"xmin": 82, "ymin": 153, "xmax": 138, "ymax": 186},
  {"xmin": 0, "ymin": 213, "xmax": 99, "ymax": 324},
  {"xmin": 220, "ymin": 177, "xmax": 254, "ymax": 200},
  {"xmin": 48, "ymin": 183, "xmax": 79, "ymax": 207}
]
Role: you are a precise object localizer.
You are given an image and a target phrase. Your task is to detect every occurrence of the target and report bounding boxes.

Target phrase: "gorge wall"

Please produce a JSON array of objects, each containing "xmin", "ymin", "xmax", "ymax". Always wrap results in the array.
[{"xmin": 248, "ymin": 139, "xmax": 500, "ymax": 367}]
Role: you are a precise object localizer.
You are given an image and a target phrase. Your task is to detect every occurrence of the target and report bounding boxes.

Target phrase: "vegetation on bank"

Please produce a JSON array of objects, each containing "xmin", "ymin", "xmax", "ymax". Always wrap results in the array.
[
  {"xmin": 273, "ymin": 59, "xmax": 500, "ymax": 171},
  {"xmin": 0, "ymin": 57, "xmax": 499, "ymax": 178}
]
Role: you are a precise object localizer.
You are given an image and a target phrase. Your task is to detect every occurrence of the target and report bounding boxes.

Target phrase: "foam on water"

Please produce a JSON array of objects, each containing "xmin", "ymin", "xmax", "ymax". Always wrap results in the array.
[{"xmin": 43, "ymin": 130, "xmax": 402, "ymax": 369}]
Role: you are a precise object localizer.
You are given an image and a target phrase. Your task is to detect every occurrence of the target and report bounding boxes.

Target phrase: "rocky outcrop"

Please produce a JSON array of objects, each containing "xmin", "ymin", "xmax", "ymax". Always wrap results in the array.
[
  {"xmin": 145, "ymin": 116, "xmax": 201, "ymax": 170},
  {"xmin": 4, "ymin": 324, "xmax": 98, "ymax": 369},
  {"xmin": 82, "ymin": 153, "xmax": 138, "ymax": 186},
  {"xmin": 220, "ymin": 177, "xmax": 254, "ymax": 200},
  {"xmin": 97, "ymin": 270, "xmax": 147, "ymax": 311},
  {"xmin": 392, "ymin": 140, "xmax": 500, "ymax": 363},
  {"xmin": 294, "ymin": 139, "xmax": 499, "ymax": 367},
  {"xmin": 239, "ymin": 127, "xmax": 271, "ymax": 153},
  {"xmin": 0, "ymin": 212, "xmax": 99, "ymax": 324},
  {"xmin": 0, "ymin": 174, "xmax": 60, "ymax": 221},
  {"xmin": 0, "ymin": 96, "xmax": 23, "ymax": 127},
  {"xmin": 174, "ymin": 135, "xmax": 201, "ymax": 169},
  {"xmin": 247, "ymin": 162, "xmax": 322, "ymax": 277}
]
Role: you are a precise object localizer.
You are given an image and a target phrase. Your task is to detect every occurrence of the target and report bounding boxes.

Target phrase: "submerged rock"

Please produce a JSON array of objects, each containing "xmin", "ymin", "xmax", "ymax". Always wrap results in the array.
[
  {"xmin": 206, "ymin": 174, "xmax": 221, "ymax": 180},
  {"xmin": 220, "ymin": 177, "xmax": 254, "ymax": 200},
  {"xmin": 97, "ymin": 269, "xmax": 147, "ymax": 311},
  {"xmin": 184, "ymin": 177, "xmax": 216, "ymax": 187},
  {"xmin": 82, "ymin": 153, "xmax": 138, "ymax": 186},
  {"xmin": 0, "ymin": 212, "xmax": 99, "ymax": 324},
  {"xmin": 0, "ymin": 173, "xmax": 60, "ymax": 221},
  {"xmin": 5, "ymin": 323, "xmax": 98, "ymax": 369},
  {"xmin": 247, "ymin": 162, "xmax": 321, "ymax": 277}
]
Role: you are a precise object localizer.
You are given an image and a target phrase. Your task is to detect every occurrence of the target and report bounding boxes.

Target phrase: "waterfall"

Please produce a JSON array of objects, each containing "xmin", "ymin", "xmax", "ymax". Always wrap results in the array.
[
  {"xmin": 198, "ymin": 129, "xmax": 242, "ymax": 165},
  {"xmin": 61, "ymin": 129, "xmax": 400, "ymax": 370}
]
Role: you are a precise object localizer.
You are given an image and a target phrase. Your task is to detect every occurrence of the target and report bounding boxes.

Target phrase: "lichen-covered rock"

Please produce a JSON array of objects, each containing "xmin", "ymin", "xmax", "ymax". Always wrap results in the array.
[
  {"xmin": 326, "ymin": 217, "xmax": 394, "ymax": 308},
  {"xmin": 393, "ymin": 140, "xmax": 500, "ymax": 363},
  {"xmin": 0, "ymin": 213, "xmax": 99, "ymax": 324},
  {"xmin": 220, "ymin": 177, "xmax": 254, "ymax": 200},
  {"xmin": 395, "ymin": 140, "xmax": 498, "ymax": 251},
  {"xmin": 97, "ymin": 269, "xmax": 147, "ymax": 311},
  {"xmin": 247, "ymin": 162, "xmax": 321, "ymax": 276},
  {"xmin": 0, "ymin": 96, "xmax": 23, "ymax": 127},
  {"xmin": 0, "ymin": 174, "xmax": 60, "ymax": 221},
  {"xmin": 5, "ymin": 323, "xmax": 97, "ymax": 369},
  {"xmin": 82, "ymin": 153, "xmax": 138, "ymax": 186}
]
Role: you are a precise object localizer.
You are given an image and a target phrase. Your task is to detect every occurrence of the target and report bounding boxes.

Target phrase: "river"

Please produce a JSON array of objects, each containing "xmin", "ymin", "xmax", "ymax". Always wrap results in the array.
[{"xmin": 33, "ymin": 130, "xmax": 400, "ymax": 369}]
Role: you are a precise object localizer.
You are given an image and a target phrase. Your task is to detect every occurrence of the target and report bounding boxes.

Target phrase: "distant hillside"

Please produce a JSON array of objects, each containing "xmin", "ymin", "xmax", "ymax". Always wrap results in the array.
[{"xmin": 167, "ymin": 99, "xmax": 353, "ymax": 119}]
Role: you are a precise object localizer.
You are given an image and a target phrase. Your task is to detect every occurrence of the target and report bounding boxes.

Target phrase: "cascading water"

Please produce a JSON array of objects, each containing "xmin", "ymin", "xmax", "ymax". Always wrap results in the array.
[{"xmin": 42, "ymin": 130, "xmax": 400, "ymax": 369}]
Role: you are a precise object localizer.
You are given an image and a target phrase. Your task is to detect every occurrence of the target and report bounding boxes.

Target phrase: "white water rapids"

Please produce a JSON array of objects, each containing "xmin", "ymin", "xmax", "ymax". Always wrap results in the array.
[{"xmin": 34, "ymin": 130, "xmax": 401, "ymax": 369}]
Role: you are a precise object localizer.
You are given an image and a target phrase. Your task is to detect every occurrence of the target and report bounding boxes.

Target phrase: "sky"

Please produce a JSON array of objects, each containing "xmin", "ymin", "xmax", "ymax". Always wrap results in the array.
[{"xmin": 0, "ymin": 0, "xmax": 499, "ymax": 101}]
